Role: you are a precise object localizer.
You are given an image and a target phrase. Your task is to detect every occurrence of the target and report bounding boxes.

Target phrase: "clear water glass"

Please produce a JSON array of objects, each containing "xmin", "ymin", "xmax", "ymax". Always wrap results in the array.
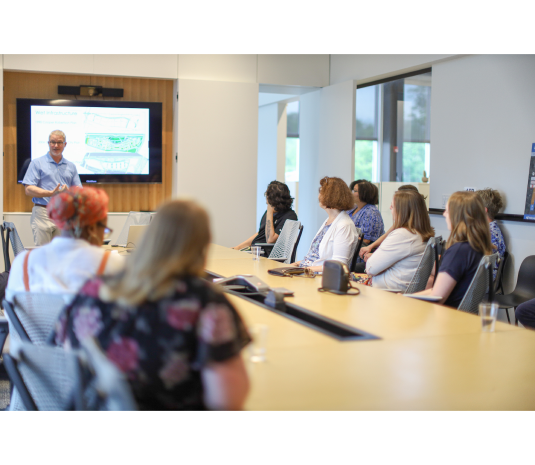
[
  {"xmin": 251, "ymin": 246, "xmax": 261, "ymax": 261},
  {"xmin": 479, "ymin": 302, "xmax": 499, "ymax": 332},
  {"xmin": 248, "ymin": 324, "xmax": 268, "ymax": 362}
]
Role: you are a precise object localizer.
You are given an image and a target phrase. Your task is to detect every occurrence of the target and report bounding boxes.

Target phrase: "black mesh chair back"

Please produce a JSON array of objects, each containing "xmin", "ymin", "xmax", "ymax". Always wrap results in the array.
[
  {"xmin": 3, "ymin": 342, "xmax": 84, "ymax": 411},
  {"xmin": 495, "ymin": 255, "xmax": 535, "ymax": 324},
  {"xmin": 349, "ymin": 227, "xmax": 364, "ymax": 273},
  {"xmin": 458, "ymin": 253, "xmax": 499, "ymax": 315},
  {"xmin": 404, "ymin": 237, "xmax": 440, "ymax": 294},
  {"xmin": 4, "ymin": 293, "xmax": 68, "ymax": 345}
]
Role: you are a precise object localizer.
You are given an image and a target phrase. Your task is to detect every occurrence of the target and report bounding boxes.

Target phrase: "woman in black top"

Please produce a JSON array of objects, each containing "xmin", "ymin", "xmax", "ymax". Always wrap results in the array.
[
  {"xmin": 416, "ymin": 191, "xmax": 492, "ymax": 308},
  {"xmin": 233, "ymin": 180, "xmax": 297, "ymax": 249}
]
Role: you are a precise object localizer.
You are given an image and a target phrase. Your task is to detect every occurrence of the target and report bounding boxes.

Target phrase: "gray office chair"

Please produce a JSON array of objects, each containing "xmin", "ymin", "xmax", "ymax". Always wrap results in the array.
[
  {"xmin": 3, "ymin": 293, "xmax": 68, "ymax": 346},
  {"xmin": 4, "ymin": 342, "xmax": 84, "ymax": 411},
  {"xmin": 404, "ymin": 236, "xmax": 442, "ymax": 294},
  {"xmin": 1, "ymin": 222, "xmax": 26, "ymax": 272},
  {"xmin": 255, "ymin": 220, "xmax": 303, "ymax": 264},
  {"xmin": 458, "ymin": 253, "xmax": 499, "ymax": 315},
  {"xmin": 113, "ymin": 212, "xmax": 152, "ymax": 247}
]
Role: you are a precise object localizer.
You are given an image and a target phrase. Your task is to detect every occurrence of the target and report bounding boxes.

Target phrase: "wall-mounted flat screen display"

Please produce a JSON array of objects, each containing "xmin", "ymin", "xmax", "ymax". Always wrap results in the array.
[{"xmin": 17, "ymin": 98, "xmax": 163, "ymax": 184}]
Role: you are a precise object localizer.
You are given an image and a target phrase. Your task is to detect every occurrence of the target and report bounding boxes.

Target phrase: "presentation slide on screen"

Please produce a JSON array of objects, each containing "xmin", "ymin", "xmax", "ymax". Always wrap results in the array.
[{"xmin": 31, "ymin": 105, "xmax": 150, "ymax": 175}]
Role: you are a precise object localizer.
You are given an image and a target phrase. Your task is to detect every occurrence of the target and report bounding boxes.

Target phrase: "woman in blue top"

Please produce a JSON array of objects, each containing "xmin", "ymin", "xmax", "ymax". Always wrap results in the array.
[
  {"xmin": 347, "ymin": 180, "xmax": 385, "ymax": 261},
  {"xmin": 476, "ymin": 188, "xmax": 506, "ymax": 281}
]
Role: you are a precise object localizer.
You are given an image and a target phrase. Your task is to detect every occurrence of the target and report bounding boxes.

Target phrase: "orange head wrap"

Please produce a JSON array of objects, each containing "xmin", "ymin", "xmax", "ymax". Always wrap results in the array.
[{"xmin": 47, "ymin": 187, "xmax": 109, "ymax": 230}]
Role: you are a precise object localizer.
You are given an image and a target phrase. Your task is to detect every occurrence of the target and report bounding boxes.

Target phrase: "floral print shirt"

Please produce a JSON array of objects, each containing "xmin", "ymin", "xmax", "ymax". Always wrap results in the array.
[
  {"xmin": 299, "ymin": 224, "xmax": 331, "ymax": 268},
  {"xmin": 347, "ymin": 204, "xmax": 385, "ymax": 263},
  {"xmin": 490, "ymin": 220, "xmax": 506, "ymax": 281},
  {"xmin": 53, "ymin": 276, "xmax": 251, "ymax": 411}
]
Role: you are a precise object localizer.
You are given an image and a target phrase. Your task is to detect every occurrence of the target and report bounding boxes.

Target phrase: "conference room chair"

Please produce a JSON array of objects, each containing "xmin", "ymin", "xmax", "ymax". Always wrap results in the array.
[
  {"xmin": 1, "ymin": 222, "xmax": 26, "ymax": 272},
  {"xmin": 404, "ymin": 236, "xmax": 442, "ymax": 294},
  {"xmin": 3, "ymin": 293, "xmax": 68, "ymax": 346},
  {"xmin": 256, "ymin": 220, "xmax": 303, "ymax": 264},
  {"xmin": 3, "ymin": 342, "xmax": 85, "ymax": 411},
  {"xmin": 349, "ymin": 227, "xmax": 364, "ymax": 273},
  {"xmin": 4, "ymin": 338, "xmax": 137, "ymax": 411},
  {"xmin": 113, "ymin": 211, "xmax": 152, "ymax": 247},
  {"xmin": 457, "ymin": 253, "xmax": 499, "ymax": 315},
  {"xmin": 494, "ymin": 254, "xmax": 535, "ymax": 325}
]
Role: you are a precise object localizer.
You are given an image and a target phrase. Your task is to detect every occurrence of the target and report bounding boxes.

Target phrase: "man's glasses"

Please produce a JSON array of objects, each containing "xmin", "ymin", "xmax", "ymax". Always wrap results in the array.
[{"xmin": 49, "ymin": 141, "xmax": 65, "ymax": 146}]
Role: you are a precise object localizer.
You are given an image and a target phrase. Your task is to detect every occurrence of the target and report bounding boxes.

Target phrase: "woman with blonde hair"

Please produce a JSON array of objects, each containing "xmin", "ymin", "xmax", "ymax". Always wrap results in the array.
[
  {"xmin": 362, "ymin": 189, "xmax": 434, "ymax": 291},
  {"xmin": 416, "ymin": 191, "xmax": 492, "ymax": 307},
  {"xmin": 54, "ymin": 199, "xmax": 251, "ymax": 410}
]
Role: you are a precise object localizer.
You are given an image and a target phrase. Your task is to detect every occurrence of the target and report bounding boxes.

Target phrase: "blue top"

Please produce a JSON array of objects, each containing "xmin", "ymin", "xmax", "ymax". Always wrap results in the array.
[
  {"xmin": 299, "ymin": 224, "xmax": 331, "ymax": 268},
  {"xmin": 22, "ymin": 153, "xmax": 82, "ymax": 205},
  {"xmin": 489, "ymin": 221, "xmax": 506, "ymax": 280},
  {"xmin": 347, "ymin": 203, "xmax": 385, "ymax": 263},
  {"xmin": 439, "ymin": 241, "xmax": 483, "ymax": 309}
]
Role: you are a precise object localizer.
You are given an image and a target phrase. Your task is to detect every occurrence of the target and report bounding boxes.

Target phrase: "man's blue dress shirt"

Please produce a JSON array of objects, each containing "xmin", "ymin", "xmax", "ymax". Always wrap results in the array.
[{"xmin": 22, "ymin": 152, "xmax": 82, "ymax": 205}]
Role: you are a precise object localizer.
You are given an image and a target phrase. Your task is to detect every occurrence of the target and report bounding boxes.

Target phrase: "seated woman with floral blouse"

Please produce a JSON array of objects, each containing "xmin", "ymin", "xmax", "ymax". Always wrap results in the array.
[
  {"xmin": 347, "ymin": 180, "xmax": 385, "ymax": 262},
  {"xmin": 53, "ymin": 199, "xmax": 251, "ymax": 411}
]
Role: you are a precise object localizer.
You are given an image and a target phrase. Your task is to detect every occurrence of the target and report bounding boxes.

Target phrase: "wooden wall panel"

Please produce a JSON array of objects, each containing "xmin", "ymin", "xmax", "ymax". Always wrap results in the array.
[{"xmin": 3, "ymin": 71, "xmax": 173, "ymax": 212}]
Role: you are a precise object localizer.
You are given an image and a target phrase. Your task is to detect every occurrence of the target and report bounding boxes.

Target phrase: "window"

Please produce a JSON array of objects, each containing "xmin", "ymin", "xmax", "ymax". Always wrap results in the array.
[
  {"xmin": 355, "ymin": 70, "xmax": 431, "ymax": 183},
  {"xmin": 285, "ymin": 101, "xmax": 300, "ymax": 182}
]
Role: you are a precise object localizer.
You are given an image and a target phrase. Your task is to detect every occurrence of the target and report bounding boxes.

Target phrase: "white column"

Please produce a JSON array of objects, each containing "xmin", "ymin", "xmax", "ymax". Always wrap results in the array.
[
  {"xmin": 257, "ymin": 102, "xmax": 287, "ymax": 225},
  {"xmin": 296, "ymin": 80, "xmax": 356, "ymax": 260},
  {"xmin": 177, "ymin": 79, "xmax": 259, "ymax": 248}
]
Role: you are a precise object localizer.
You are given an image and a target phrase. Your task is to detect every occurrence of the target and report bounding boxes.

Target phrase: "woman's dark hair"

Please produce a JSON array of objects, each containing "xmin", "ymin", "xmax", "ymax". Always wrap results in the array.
[
  {"xmin": 356, "ymin": 180, "xmax": 379, "ymax": 205},
  {"xmin": 319, "ymin": 177, "xmax": 354, "ymax": 211},
  {"xmin": 265, "ymin": 181, "xmax": 293, "ymax": 212},
  {"xmin": 349, "ymin": 179, "xmax": 368, "ymax": 192}
]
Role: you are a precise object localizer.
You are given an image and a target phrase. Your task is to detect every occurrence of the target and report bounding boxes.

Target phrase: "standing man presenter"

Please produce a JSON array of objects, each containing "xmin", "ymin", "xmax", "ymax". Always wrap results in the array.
[{"xmin": 23, "ymin": 130, "xmax": 82, "ymax": 246}]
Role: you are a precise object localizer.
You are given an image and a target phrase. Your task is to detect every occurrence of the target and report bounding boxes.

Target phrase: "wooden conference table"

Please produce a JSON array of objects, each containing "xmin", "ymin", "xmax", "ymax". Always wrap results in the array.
[{"xmin": 206, "ymin": 244, "xmax": 535, "ymax": 410}]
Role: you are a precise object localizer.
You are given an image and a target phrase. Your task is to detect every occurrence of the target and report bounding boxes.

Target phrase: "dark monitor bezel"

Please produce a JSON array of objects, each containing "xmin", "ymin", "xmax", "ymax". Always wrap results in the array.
[{"xmin": 16, "ymin": 98, "xmax": 163, "ymax": 184}]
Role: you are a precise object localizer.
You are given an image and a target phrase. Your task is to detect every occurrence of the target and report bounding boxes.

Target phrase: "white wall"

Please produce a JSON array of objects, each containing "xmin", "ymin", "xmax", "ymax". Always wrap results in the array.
[
  {"xmin": 178, "ymin": 55, "xmax": 257, "ymax": 83},
  {"xmin": 296, "ymin": 80, "xmax": 356, "ymax": 260},
  {"xmin": 3, "ymin": 54, "xmax": 179, "ymax": 79},
  {"xmin": 258, "ymin": 55, "xmax": 330, "ymax": 87},
  {"xmin": 429, "ymin": 55, "xmax": 535, "ymax": 292},
  {"xmin": 257, "ymin": 103, "xmax": 287, "ymax": 225},
  {"xmin": 430, "ymin": 55, "xmax": 535, "ymax": 214},
  {"xmin": 330, "ymin": 54, "xmax": 457, "ymax": 85},
  {"xmin": 176, "ymin": 79, "xmax": 259, "ymax": 247}
]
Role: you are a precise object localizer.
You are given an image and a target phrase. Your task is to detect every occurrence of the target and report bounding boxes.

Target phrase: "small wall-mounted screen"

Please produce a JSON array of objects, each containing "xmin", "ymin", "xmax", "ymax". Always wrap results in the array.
[{"xmin": 17, "ymin": 99, "xmax": 163, "ymax": 184}]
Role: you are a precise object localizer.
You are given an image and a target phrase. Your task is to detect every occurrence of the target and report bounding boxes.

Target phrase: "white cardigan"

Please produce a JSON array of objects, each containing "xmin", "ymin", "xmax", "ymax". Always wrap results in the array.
[
  {"xmin": 308, "ymin": 211, "xmax": 358, "ymax": 268},
  {"xmin": 365, "ymin": 228, "xmax": 427, "ymax": 291}
]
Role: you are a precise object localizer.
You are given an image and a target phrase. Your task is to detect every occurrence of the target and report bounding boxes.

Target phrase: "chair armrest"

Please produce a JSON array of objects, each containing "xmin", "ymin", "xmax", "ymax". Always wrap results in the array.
[
  {"xmin": 253, "ymin": 243, "xmax": 276, "ymax": 247},
  {"xmin": 269, "ymin": 257, "xmax": 287, "ymax": 263}
]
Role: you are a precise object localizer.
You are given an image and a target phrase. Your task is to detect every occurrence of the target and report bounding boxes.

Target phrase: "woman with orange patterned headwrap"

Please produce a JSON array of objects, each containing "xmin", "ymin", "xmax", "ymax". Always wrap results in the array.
[{"xmin": 6, "ymin": 187, "xmax": 124, "ymax": 301}]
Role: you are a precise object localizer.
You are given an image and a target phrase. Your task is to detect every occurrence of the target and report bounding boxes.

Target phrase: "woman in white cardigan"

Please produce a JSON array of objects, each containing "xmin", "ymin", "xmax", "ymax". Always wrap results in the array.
[
  {"xmin": 292, "ymin": 177, "xmax": 358, "ymax": 272},
  {"xmin": 363, "ymin": 189, "xmax": 435, "ymax": 291}
]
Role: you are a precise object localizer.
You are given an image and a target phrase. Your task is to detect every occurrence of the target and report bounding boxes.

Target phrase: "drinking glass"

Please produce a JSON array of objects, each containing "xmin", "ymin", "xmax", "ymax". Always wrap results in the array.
[
  {"xmin": 248, "ymin": 324, "xmax": 268, "ymax": 362},
  {"xmin": 251, "ymin": 246, "xmax": 261, "ymax": 261},
  {"xmin": 479, "ymin": 302, "xmax": 498, "ymax": 332}
]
